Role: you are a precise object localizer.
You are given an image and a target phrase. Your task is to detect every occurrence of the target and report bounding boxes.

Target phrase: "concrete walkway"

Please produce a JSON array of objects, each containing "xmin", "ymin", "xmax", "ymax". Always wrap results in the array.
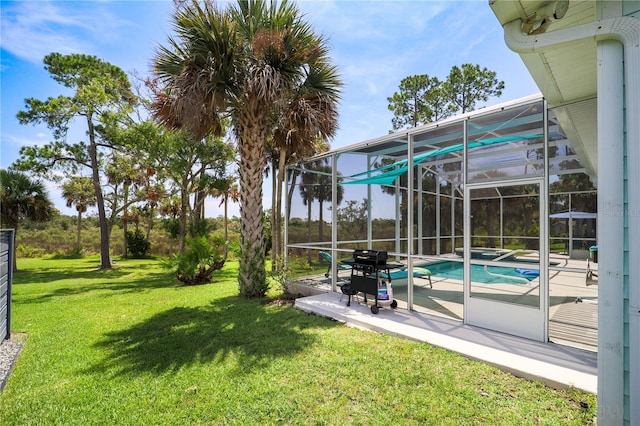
[{"xmin": 294, "ymin": 291, "xmax": 597, "ymax": 393}]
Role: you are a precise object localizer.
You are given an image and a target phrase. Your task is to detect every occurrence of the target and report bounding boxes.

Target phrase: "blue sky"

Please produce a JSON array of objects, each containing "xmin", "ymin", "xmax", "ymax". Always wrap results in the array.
[{"xmin": 0, "ymin": 0, "xmax": 539, "ymax": 218}]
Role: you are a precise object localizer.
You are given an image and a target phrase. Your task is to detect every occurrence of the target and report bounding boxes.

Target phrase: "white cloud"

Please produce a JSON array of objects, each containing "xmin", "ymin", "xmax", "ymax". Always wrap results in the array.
[
  {"xmin": 0, "ymin": 0, "xmax": 132, "ymax": 64},
  {"xmin": 300, "ymin": 1, "xmax": 446, "ymax": 46},
  {"xmin": 3, "ymin": 133, "xmax": 49, "ymax": 148},
  {"xmin": 367, "ymin": 81, "xmax": 378, "ymax": 95}
]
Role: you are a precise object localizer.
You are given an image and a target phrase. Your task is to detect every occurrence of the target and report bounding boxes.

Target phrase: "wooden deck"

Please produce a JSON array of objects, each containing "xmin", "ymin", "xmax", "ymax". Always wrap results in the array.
[{"xmin": 549, "ymin": 299, "xmax": 598, "ymax": 351}]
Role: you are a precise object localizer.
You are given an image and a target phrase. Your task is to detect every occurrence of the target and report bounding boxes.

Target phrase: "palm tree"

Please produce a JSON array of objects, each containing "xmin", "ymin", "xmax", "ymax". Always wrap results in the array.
[
  {"xmin": 211, "ymin": 178, "xmax": 240, "ymax": 259},
  {"xmin": 299, "ymin": 168, "xmax": 317, "ymax": 263},
  {"xmin": 312, "ymin": 164, "xmax": 344, "ymax": 243},
  {"xmin": 105, "ymin": 154, "xmax": 147, "ymax": 258},
  {"xmin": 0, "ymin": 169, "xmax": 53, "ymax": 272},
  {"xmin": 159, "ymin": 196, "xmax": 181, "ymax": 255},
  {"xmin": 269, "ymin": 137, "xmax": 330, "ymax": 262},
  {"xmin": 152, "ymin": 0, "xmax": 341, "ymax": 297},
  {"xmin": 61, "ymin": 176, "xmax": 97, "ymax": 254}
]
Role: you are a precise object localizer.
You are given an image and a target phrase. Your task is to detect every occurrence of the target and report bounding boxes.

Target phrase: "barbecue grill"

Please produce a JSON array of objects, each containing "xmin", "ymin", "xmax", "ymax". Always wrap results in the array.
[
  {"xmin": 340, "ymin": 249, "xmax": 402, "ymax": 314},
  {"xmin": 352, "ymin": 249, "xmax": 388, "ymax": 267}
]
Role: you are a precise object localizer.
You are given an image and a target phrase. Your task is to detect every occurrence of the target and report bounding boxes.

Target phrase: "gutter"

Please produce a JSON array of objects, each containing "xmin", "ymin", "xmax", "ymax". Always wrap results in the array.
[{"xmin": 502, "ymin": 16, "xmax": 640, "ymax": 426}]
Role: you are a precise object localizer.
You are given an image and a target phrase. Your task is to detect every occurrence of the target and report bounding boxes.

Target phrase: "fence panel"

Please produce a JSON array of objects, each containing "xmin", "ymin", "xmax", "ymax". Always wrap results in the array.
[{"xmin": 0, "ymin": 230, "xmax": 14, "ymax": 341}]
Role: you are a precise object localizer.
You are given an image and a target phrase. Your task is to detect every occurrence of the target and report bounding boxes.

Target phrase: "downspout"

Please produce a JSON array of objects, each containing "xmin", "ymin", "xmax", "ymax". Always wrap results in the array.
[
  {"xmin": 503, "ymin": 16, "xmax": 640, "ymax": 425},
  {"xmin": 596, "ymin": 38, "xmax": 625, "ymax": 424},
  {"xmin": 625, "ymin": 20, "xmax": 640, "ymax": 426}
]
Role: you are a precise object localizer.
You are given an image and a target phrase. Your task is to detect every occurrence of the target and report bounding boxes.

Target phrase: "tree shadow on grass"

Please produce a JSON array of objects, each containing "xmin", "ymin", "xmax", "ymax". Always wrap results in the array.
[
  {"xmin": 13, "ymin": 264, "xmax": 129, "ymax": 285},
  {"xmin": 84, "ymin": 296, "xmax": 337, "ymax": 377},
  {"xmin": 15, "ymin": 258, "xmax": 236, "ymax": 291},
  {"xmin": 17, "ymin": 272, "xmax": 179, "ymax": 306},
  {"xmin": 12, "ymin": 257, "xmax": 170, "ymax": 284},
  {"xmin": 13, "ymin": 263, "xmax": 179, "ymax": 305}
]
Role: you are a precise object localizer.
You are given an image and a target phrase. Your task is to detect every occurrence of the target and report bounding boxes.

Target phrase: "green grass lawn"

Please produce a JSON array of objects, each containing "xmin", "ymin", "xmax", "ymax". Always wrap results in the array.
[{"xmin": 0, "ymin": 256, "xmax": 596, "ymax": 425}]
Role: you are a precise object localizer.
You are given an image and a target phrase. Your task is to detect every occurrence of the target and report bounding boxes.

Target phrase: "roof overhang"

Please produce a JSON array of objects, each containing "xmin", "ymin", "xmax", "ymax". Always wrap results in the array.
[{"xmin": 488, "ymin": 0, "xmax": 598, "ymax": 176}]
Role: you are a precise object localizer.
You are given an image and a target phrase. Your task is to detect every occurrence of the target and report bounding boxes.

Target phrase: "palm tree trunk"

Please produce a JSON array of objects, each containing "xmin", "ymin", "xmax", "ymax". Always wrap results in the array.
[
  {"xmin": 286, "ymin": 169, "xmax": 299, "ymax": 221},
  {"xmin": 237, "ymin": 119, "xmax": 267, "ymax": 298},
  {"xmin": 179, "ymin": 185, "xmax": 188, "ymax": 253},
  {"xmin": 275, "ymin": 150, "xmax": 288, "ymax": 265},
  {"xmin": 271, "ymin": 161, "xmax": 278, "ymax": 270}
]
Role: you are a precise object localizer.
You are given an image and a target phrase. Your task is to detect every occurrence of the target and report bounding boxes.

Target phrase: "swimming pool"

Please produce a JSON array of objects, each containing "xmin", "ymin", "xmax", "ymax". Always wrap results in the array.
[{"xmin": 422, "ymin": 261, "xmax": 538, "ymax": 285}]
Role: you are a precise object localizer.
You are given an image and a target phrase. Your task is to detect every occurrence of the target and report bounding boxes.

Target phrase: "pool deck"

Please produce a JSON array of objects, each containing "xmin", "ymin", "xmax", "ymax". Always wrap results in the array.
[
  {"xmin": 294, "ymin": 291, "xmax": 597, "ymax": 393},
  {"xmin": 292, "ymin": 254, "xmax": 597, "ymax": 393}
]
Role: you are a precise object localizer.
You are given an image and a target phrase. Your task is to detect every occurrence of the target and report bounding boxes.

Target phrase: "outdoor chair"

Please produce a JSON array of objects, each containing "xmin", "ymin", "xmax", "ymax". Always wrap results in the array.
[
  {"xmin": 585, "ymin": 254, "xmax": 598, "ymax": 287},
  {"xmin": 318, "ymin": 251, "xmax": 352, "ymax": 279},
  {"xmin": 382, "ymin": 267, "xmax": 433, "ymax": 288}
]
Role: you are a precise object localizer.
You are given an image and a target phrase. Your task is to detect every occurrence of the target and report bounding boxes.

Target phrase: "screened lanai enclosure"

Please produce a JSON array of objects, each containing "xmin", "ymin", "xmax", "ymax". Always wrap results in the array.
[{"xmin": 285, "ymin": 95, "xmax": 597, "ymax": 351}]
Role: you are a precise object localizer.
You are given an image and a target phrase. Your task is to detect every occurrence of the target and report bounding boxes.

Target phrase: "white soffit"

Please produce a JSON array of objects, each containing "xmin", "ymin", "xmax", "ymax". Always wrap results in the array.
[
  {"xmin": 489, "ymin": 0, "xmax": 599, "ymax": 175},
  {"xmin": 490, "ymin": 0, "xmax": 597, "ymax": 106}
]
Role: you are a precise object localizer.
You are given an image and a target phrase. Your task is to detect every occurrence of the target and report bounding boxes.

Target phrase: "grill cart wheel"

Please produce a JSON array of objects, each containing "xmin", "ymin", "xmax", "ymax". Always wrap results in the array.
[{"xmin": 371, "ymin": 305, "xmax": 379, "ymax": 314}]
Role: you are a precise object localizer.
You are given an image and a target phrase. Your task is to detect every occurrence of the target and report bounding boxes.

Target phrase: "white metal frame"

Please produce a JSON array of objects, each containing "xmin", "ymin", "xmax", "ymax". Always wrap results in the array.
[{"xmin": 463, "ymin": 177, "xmax": 548, "ymax": 342}]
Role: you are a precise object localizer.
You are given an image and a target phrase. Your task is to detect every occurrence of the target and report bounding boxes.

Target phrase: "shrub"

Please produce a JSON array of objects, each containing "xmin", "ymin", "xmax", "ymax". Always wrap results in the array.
[
  {"xmin": 126, "ymin": 229, "xmax": 151, "ymax": 258},
  {"xmin": 188, "ymin": 219, "xmax": 211, "ymax": 238},
  {"xmin": 16, "ymin": 244, "xmax": 46, "ymax": 258},
  {"xmin": 50, "ymin": 246, "xmax": 84, "ymax": 259},
  {"xmin": 162, "ymin": 218, "xmax": 180, "ymax": 239},
  {"xmin": 228, "ymin": 239, "xmax": 241, "ymax": 260},
  {"xmin": 170, "ymin": 236, "xmax": 226, "ymax": 285},
  {"xmin": 270, "ymin": 256, "xmax": 293, "ymax": 294}
]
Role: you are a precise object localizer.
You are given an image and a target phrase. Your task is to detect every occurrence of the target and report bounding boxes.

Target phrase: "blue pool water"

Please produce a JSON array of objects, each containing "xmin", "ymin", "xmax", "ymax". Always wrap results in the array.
[{"xmin": 422, "ymin": 261, "xmax": 537, "ymax": 285}]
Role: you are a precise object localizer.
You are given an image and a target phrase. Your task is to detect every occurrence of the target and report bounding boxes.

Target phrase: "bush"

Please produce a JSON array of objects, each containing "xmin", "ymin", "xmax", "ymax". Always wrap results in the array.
[
  {"xmin": 162, "ymin": 218, "xmax": 180, "ymax": 239},
  {"xmin": 170, "ymin": 236, "xmax": 226, "ymax": 285},
  {"xmin": 50, "ymin": 246, "xmax": 84, "ymax": 259},
  {"xmin": 188, "ymin": 219, "xmax": 211, "ymax": 238},
  {"xmin": 270, "ymin": 256, "xmax": 292, "ymax": 294},
  {"xmin": 16, "ymin": 244, "xmax": 46, "ymax": 258},
  {"xmin": 126, "ymin": 229, "xmax": 151, "ymax": 258}
]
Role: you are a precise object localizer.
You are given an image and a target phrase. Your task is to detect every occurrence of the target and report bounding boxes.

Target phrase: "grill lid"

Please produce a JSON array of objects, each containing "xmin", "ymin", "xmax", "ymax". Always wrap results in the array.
[{"xmin": 352, "ymin": 249, "xmax": 388, "ymax": 266}]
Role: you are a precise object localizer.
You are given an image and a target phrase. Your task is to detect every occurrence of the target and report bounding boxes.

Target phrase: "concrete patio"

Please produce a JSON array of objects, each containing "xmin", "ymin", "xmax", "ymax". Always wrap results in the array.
[{"xmin": 294, "ymin": 289, "xmax": 597, "ymax": 394}]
